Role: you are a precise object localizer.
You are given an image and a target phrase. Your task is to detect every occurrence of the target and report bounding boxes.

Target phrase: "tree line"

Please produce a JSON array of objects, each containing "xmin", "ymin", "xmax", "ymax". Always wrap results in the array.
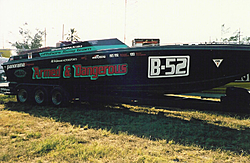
[
  {"xmin": 11, "ymin": 23, "xmax": 80, "ymax": 52},
  {"xmin": 220, "ymin": 24, "xmax": 250, "ymax": 44},
  {"xmin": 10, "ymin": 23, "xmax": 250, "ymax": 52}
]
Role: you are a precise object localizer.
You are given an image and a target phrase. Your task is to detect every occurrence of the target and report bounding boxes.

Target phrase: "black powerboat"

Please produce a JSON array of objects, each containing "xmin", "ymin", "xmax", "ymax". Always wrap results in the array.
[{"xmin": 2, "ymin": 38, "xmax": 250, "ymax": 105}]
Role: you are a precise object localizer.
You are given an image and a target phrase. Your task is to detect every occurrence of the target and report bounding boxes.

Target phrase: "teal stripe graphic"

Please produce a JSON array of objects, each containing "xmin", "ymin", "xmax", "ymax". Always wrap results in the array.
[{"xmin": 39, "ymin": 45, "xmax": 127, "ymax": 57}]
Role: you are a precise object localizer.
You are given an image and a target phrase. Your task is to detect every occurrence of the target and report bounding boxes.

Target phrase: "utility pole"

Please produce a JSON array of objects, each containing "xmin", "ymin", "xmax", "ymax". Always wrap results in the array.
[
  {"xmin": 44, "ymin": 28, "xmax": 47, "ymax": 47},
  {"xmin": 2, "ymin": 35, "xmax": 4, "ymax": 48},
  {"xmin": 238, "ymin": 28, "xmax": 241, "ymax": 44},
  {"xmin": 62, "ymin": 24, "xmax": 64, "ymax": 40},
  {"xmin": 124, "ymin": 0, "xmax": 127, "ymax": 43}
]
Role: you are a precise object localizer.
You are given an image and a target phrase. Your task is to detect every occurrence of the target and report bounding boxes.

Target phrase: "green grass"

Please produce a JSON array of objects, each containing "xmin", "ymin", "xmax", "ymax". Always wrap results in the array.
[{"xmin": 0, "ymin": 94, "xmax": 250, "ymax": 162}]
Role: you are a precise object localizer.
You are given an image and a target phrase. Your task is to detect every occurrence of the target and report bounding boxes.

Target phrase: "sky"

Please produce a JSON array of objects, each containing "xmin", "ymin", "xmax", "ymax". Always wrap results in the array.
[{"xmin": 1, "ymin": 0, "xmax": 250, "ymax": 49}]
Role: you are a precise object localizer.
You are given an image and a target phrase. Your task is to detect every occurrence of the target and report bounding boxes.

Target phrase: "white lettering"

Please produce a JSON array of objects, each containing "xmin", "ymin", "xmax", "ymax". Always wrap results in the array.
[
  {"xmin": 165, "ymin": 58, "xmax": 176, "ymax": 75},
  {"xmin": 7, "ymin": 63, "xmax": 25, "ymax": 70},
  {"xmin": 150, "ymin": 58, "xmax": 161, "ymax": 76},
  {"xmin": 148, "ymin": 56, "xmax": 190, "ymax": 78}
]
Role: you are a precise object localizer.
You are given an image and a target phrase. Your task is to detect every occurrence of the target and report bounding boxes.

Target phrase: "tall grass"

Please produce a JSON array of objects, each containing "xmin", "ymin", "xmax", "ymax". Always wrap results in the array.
[{"xmin": 0, "ymin": 94, "xmax": 250, "ymax": 162}]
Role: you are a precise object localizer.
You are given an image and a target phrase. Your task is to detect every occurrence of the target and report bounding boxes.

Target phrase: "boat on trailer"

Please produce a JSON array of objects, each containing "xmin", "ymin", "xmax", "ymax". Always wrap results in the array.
[{"xmin": 2, "ymin": 38, "xmax": 250, "ymax": 106}]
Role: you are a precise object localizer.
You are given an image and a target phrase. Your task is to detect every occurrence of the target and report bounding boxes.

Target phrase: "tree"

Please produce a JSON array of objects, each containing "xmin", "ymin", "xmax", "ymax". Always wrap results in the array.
[
  {"xmin": 66, "ymin": 28, "xmax": 80, "ymax": 41},
  {"xmin": 221, "ymin": 24, "xmax": 230, "ymax": 42},
  {"xmin": 220, "ymin": 24, "xmax": 250, "ymax": 44},
  {"xmin": 241, "ymin": 36, "xmax": 250, "ymax": 43},
  {"xmin": 11, "ymin": 23, "xmax": 45, "ymax": 51}
]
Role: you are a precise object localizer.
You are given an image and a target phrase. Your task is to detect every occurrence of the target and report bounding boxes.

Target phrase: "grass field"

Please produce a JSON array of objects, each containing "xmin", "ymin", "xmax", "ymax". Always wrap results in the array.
[{"xmin": 0, "ymin": 95, "xmax": 250, "ymax": 162}]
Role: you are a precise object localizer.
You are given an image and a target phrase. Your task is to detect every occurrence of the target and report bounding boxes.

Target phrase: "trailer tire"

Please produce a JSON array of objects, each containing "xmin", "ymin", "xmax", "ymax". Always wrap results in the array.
[
  {"xmin": 34, "ymin": 87, "xmax": 49, "ymax": 105},
  {"xmin": 17, "ymin": 87, "xmax": 32, "ymax": 103},
  {"xmin": 51, "ymin": 87, "xmax": 69, "ymax": 106}
]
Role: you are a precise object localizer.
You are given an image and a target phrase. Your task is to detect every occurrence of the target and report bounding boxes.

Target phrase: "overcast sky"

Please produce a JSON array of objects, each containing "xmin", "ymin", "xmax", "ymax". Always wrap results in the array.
[{"xmin": 1, "ymin": 0, "xmax": 250, "ymax": 48}]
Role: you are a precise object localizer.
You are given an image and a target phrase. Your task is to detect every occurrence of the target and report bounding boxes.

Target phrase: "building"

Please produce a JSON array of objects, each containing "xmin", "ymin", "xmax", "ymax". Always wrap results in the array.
[
  {"xmin": 132, "ymin": 39, "xmax": 160, "ymax": 47},
  {"xmin": 0, "ymin": 49, "xmax": 17, "ymax": 58}
]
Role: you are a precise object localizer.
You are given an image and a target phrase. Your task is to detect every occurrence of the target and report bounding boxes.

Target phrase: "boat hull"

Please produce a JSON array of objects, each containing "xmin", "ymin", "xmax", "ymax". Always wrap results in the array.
[{"xmin": 3, "ymin": 45, "xmax": 250, "ymax": 95}]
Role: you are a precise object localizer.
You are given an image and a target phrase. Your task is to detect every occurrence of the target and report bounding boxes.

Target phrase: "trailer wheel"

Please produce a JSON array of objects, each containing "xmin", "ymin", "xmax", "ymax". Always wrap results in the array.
[
  {"xmin": 34, "ymin": 87, "xmax": 49, "ymax": 105},
  {"xmin": 51, "ymin": 87, "xmax": 69, "ymax": 106},
  {"xmin": 17, "ymin": 87, "xmax": 31, "ymax": 103}
]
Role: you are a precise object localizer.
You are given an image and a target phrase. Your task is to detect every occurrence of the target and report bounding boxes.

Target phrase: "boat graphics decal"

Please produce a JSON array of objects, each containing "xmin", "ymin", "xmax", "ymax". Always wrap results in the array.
[
  {"xmin": 135, "ymin": 52, "xmax": 146, "ymax": 56},
  {"xmin": 25, "ymin": 63, "xmax": 35, "ymax": 67},
  {"xmin": 14, "ymin": 69, "xmax": 27, "ymax": 78},
  {"xmin": 32, "ymin": 66, "xmax": 61, "ymax": 79},
  {"xmin": 32, "ymin": 63, "xmax": 128, "ymax": 80},
  {"xmin": 148, "ymin": 56, "xmax": 190, "ymax": 78},
  {"xmin": 81, "ymin": 56, "xmax": 87, "ymax": 60},
  {"xmin": 39, "ymin": 45, "xmax": 128, "ymax": 57},
  {"xmin": 109, "ymin": 52, "xmax": 146, "ymax": 58},
  {"xmin": 109, "ymin": 53, "xmax": 120, "ymax": 58},
  {"xmin": 39, "ymin": 47, "xmax": 93, "ymax": 57},
  {"xmin": 92, "ymin": 55, "xmax": 106, "ymax": 60},
  {"xmin": 63, "ymin": 65, "xmax": 71, "ymax": 78},
  {"xmin": 72, "ymin": 63, "xmax": 127, "ymax": 80},
  {"xmin": 130, "ymin": 52, "xmax": 135, "ymax": 56},
  {"xmin": 51, "ymin": 58, "xmax": 77, "ymax": 63},
  {"xmin": 235, "ymin": 74, "xmax": 250, "ymax": 82},
  {"xmin": 28, "ymin": 53, "xmax": 32, "ymax": 59},
  {"xmin": 120, "ymin": 53, "xmax": 130, "ymax": 57},
  {"xmin": 7, "ymin": 63, "xmax": 25, "ymax": 70},
  {"xmin": 213, "ymin": 59, "xmax": 223, "ymax": 68}
]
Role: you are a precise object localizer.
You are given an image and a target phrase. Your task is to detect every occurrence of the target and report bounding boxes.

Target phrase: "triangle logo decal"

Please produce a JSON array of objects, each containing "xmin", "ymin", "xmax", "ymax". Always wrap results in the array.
[{"xmin": 213, "ymin": 59, "xmax": 223, "ymax": 68}]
